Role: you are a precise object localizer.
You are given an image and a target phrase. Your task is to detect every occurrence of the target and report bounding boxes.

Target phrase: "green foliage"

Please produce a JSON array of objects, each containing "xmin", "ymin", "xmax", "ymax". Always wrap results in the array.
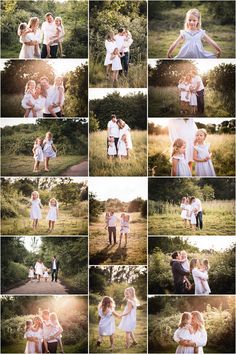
[
  {"xmin": 89, "ymin": 111, "xmax": 100, "ymax": 132},
  {"xmin": 89, "ymin": 192, "xmax": 105, "ymax": 221}
]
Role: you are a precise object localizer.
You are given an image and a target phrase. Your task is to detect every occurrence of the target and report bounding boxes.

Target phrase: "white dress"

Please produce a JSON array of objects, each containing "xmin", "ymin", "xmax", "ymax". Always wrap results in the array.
[
  {"xmin": 22, "ymin": 95, "xmax": 46, "ymax": 118},
  {"xmin": 46, "ymin": 206, "xmax": 58, "ymax": 221},
  {"xmin": 181, "ymin": 259, "xmax": 190, "ymax": 272},
  {"xmin": 175, "ymin": 29, "xmax": 216, "ymax": 59},
  {"xmin": 174, "ymin": 326, "xmax": 207, "ymax": 354},
  {"xmin": 190, "ymin": 205, "xmax": 196, "ymax": 225},
  {"xmin": 43, "ymin": 271, "xmax": 49, "ymax": 278},
  {"xmin": 194, "ymin": 144, "xmax": 216, "ymax": 176},
  {"xmin": 28, "ymin": 269, "xmax": 34, "ymax": 278},
  {"xmin": 189, "ymin": 91, "xmax": 197, "ymax": 106},
  {"xmin": 180, "ymin": 203, "xmax": 187, "ymax": 219},
  {"xmin": 192, "ymin": 268, "xmax": 210, "ymax": 294},
  {"xmin": 35, "ymin": 262, "xmax": 45, "ymax": 276},
  {"xmin": 50, "ymin": 86, "xmax": 65, "ymax": 107},
  {"xmin": 19, "ymin": 29, "xmax": 41, "ymax": 59},
  {"xmin": 172, "ymin": 154, "xmax": 192, "ymax": 176},
  {"xmin": 112, "ymin": 55, "xmax": 122, "ymax": 71},
  {"xmin": 24, "ymin": 328, "xmax": 43, "ymax": 354},
  {"xmin": 168, "ymin": 119, "xmax": 197, "ymax": 163},
  {"xmin": 174, "ymin": 326, "xmax": 194, "ymax": 354},
  {"xmin": 185, "ymin": 204, "xmax": 191, "ymax": 221},
  {"xmin": 30, "ymin": 199, "xmax": 42, "ymax": 220},
  {"xmin": 200, "ymin": 270, "xmax": 211, "ymax": 294},
  {"xmin": 178, "ymin": 83, "xmax": 190, "ymax": 102},
  {"xmin": 33, "ymin": 144, "xmax": 44, "ymax": 162},
  {"xmin": 104, "ymin": 40, "xmax": 116, "ymax": 65},
  {"xmin": 119, "ymin": 124, "xmax": 133, "ymax": 149},
  {"xmin": 43, "ymin": 139, "xmax": 56, "ymax": 158},
  {"xmin": 120, "ymin": 218, "xmax": 130, "ymax": 234},
  {"xmin": 119, "ymin": 300, "xmax": 136, "ymax": 332},
  {"xmin": 98, "ymin": 308, "xmax": 115, "ymax": 336},
  {"xmin": 108, "ymin": 142, "xmax": 117, "ymax": 156},
  {"xmin": 118, "ymin": 140, "xmax": 128, "ymax": 156}
]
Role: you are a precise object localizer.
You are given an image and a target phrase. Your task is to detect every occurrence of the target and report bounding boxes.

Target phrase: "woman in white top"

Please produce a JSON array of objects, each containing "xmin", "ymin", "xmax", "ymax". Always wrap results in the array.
[
  {"xmin": 22, "ymin": 83, "xmax": 46, "ymax": 118},
  {"xmin": 104, "ymin": 32, "xmax": 117, "ymax": 78},
  {"xmin": 190, "ymin": 259, "xmax": 210, "ymax": 295},
  {"xmin": 19, "ymin": 17, "xmax": 41, "ymax": 59},
  {"xmin": 35, "ymin": 259, "xmax": 45, "ymax": 282}
]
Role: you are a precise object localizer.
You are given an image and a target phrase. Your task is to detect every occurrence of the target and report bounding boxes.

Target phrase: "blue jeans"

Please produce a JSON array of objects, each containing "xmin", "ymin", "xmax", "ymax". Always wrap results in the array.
[{"xmin": 196, "ymin": 211, "xmax": 203, "ymax": 229}]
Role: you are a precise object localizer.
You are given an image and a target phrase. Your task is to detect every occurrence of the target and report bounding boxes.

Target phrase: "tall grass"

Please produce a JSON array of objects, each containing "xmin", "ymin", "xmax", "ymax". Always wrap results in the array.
[
  {"xmin": 89, "ymin": 130, "xmax": 147, "ymax": 176},
  {"xmin": 148, "ymin": 133, "xmax": 235, "ymax": 176}
]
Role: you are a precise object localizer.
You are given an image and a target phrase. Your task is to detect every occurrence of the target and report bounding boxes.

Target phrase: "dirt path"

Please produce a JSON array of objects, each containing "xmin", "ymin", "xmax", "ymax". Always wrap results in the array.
[
  {"xmin": 5, "ymin": 279, "xmax": 67, "ymax": 295},
  {"xmin": 62, "ymin": 161, "xmax": 88, "ymax": 176}
]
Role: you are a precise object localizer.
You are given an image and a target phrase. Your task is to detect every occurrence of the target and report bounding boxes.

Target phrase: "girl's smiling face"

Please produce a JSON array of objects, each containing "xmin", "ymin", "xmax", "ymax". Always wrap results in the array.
[
  {"xmin": 179, "ymin": 143, "xmax": 186, "ymax": 155},
  {"xmin": 32, "ymin": 192, "xmax": 38, "ymax": 200},
  {"xmin": 187, "ymin": 14, "xmax": 199, "ymax": 30},
  {"xmin": 29, "ymin": 81, "xmax": 36, "ymax": 90},
  {"xmin": 196, "ymin": 131, "xmax": 205, "ymax": 143}
]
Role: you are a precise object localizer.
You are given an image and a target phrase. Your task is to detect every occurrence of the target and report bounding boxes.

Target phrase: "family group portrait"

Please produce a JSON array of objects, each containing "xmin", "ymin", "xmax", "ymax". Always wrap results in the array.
[
  {"xmin": 89, "ymin": 0, "xmax": 147, "ymax": 88},
  {"xmin": 1, "ymin": 59, "xmax": 88, "ymax": 118},
  {"xmin": 148, "ymin": 59, "xmax": 235, "ymax": 117},
  {"xmin": 89, "ymin": 265, "xmax": 147, "ymax": 353},
  {"xmin": 1, "ymin": 236, "xmax": 88, "ymax": 295},
  {"xmin": 1, "ymin": 177, "xmax": 88, "ymax": 236},
  {"xmin": 89, "ymin": 88, "xmax": 147, "ymax": 176},
  {"xmin": 148, "ymin": 236, "xmax": 235, "ymax": 295},
  {"xmin": 1, "ymin": 118, "xmax": 88, "ymax": 176},
  {"xmin": 148, "ymin": 0, "xmax": 235, "ymax": 58},
  {"xmin": 1, "ymin": 295, "xmax": 88, "ymax": 353},
  {"xmin": 89, "ymin": 177, "xmax": 147, "ymax": 265},
  {"xmin": 148, "ymin": 295, "xmax": 235, "ymax": 353},
  {"xmin": 148, "ymin": 178, "xmax": 235, "ymax": 236},
  {"xmin": 148, "ymin": 118, "xmax": 235, "ymax": 177},
  {"xmin": 1, "ymin": 0, "xmax": 88, "ymax": 58}
]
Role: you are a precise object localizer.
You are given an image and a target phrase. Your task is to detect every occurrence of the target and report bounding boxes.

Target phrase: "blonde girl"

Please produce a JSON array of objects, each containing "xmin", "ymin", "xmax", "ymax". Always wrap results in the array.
[
  {"xmin": 46, "ymin": 198, "xmax": 59, "ymax": 232},
  {"xmin": 171, "ymin": 138, "xmax": 192, "ymax": 176},
  {"xmin": 119, "ymin": 287, "xmax": 139, "ymax": 349},
  {"xmin": 97, "ymin": 296, "xmax": 121, "ymax": 350},
  {"xmin": 167, "ymin": 8, "xmax": 221, "ymax": 59},
  {"xmin": 119, "ymin": 213, "xmax": 130, "ymax": 247},
  {"xmin": 48, "ymin": 76, "xmax": 65, "ymax": 117},
  {"xmin": 28, "ymin": 191, "xmax": 42, "ymax": 231},
  {"xmin": 173, "ymin": 312, "xmax": 198, "ymax": 354},
  {"xmin": 118, "ymin": 134, "xmax": 128, "ymax": 159},
  {"xmin": 107, "ymin": 136, "xmax": 117, "ymax": 159},
  {"xmin": 24, "ymin": 319, "xmax": 41, "ymax": 354},
  {"xmin": 32, "ymin": 137, "xmax": 44, "ymax": 173},
  {"xmin": 110, "ymin": 47, "xmax": 122, "ymax": 84},
  {"xmin": 193, "ymin": 129, "xmax": 216, "ymax": 176},
  {"xmin": 178, "ymin": 76, "xmax": 191, "ymax": 115},
  {"xmin": 55, "ymin": 17, "xmax": 65, "ymax": 56},
  {"xmin": 200, "ymin": 259, "xmax": 211, "ymax": 294},
  {"xmin": 22, "ymin": 80, "xmax": 36, "ymax": 117},
  {"xmin": 50, "ymin": 312, "xmax": 64, "ymax": 354},
  {"xmin": 180, "ymin": 197, "xmax": 188, "ymax": 227},
  {"xmin": 43, "ymin": 132, "xmax": 57, "ymax": 172},
  {"xmin": 104, "ymin": 212, "xmax": 110, "ymax": 229}
]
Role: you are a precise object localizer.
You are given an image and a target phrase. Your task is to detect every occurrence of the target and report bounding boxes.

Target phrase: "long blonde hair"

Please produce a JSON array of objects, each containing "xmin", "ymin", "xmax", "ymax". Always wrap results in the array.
[
  {"xmin": 172, "ymin": 138, "xmax": 185, "ymax": 156},
  {"xmin": 184, "ymin": 9, "xmax": 201, "ymax": 30},
  {"xmin": 191, "ymin": 311, "xmax": 205, "ymax": 330},
  {"xmin": 28, "ymin": 17, "xmax": 39, "ymax": 30},
  {"xmin": 124, "ymin": 287, "xmax": 140, "ymax": 306},
  {"xmin": 25, "ymin": 80, "xmax": 36, "ymax": 93},
  {"xmin": 178, "ymin": 312, "xmax": 192, "ymax": 328}
]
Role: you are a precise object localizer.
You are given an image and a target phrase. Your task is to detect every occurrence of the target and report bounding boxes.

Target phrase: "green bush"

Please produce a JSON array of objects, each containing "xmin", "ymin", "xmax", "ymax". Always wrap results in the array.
[{"xmin": 1, "ymin": 262, "xmax": 28, "ymax": 291}]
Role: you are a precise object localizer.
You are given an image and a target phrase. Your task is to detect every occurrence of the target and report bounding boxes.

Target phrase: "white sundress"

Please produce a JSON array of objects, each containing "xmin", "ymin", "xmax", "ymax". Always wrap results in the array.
[
  {"xmin": 30, "ymin": 199, "xmax": 42, "ymax": 220},
  {"xmin": 33, "ymin": 144, "xmax": 44, "ymax": 162},
  {"xmin": 189, "ymin": 90, "xmax": 197, "ymax": 106},
  {"xmin": 98, "ymin": 308, "xmax": 115, "ymax": 336},
  {"xmin": 178, "ymin": 83, "xmax": 190, "ymax": 102},
  {"xmin": 24, "ymin": 328, "xmax": 43, "ymax": 354},
  {"xmin": 201, "ymin": 270, "xmax": 211, "ymax": 294},
  {"xmin": 120, "ymin": 218, "xmax": 130, "ymax": 234},
  {"xmin": 190, "ymin": 205, "xmax": 197, "ymax": 225},
  {"xmin": 19, "ymin": 29, "xmax": 41, "ymax": 59},
  {"xmin": 119, "ymin": 124, "xmax": 133, "ymax": 150},
  {"xmin": 46, "ymin": 206, "xmax": 58, "ymax": 221},
  {"xmin": 43, "ymin": 139, "xmax": 56, "ymax": 159},
  {"xmin": 112, "ymin": 55, "xmax": 122, "ymax": 71},
  {"xmin": 118, "ymin": 140, "xmax": 128, "ymax": 156},
  {"xmin": 172, "ymin": 154, "xmax": 192, "ymax": 176},
  {"xmin": 175, "ymin": 29, "xmax": 216, "ymax": 59},
  {"xmin": 174, "ymin": 326, "xmax": 195, "ymax": 354},
  {"xmin": 104, "ymin": 40, "xmax": 117, "ymax": 65},
  {"xmin": 35, "ymin": 262, "xmax": 45, "ymax": 276},
  {"xmin": 185, "ymin": 204, "xmax": 191, "ymax": 221},
  {"xmin": 108, "ymin": 142, "xmax": 117, "ymax": 156},
  {"xmin": 28, "ymin": 269, "xmax": 34, "ymax": 278},
  {"xmin": 194, "ymin": 144, "xmax": 216, "ymax": 176},
  {"xmin": 119, "ymin": 300, "xmax": 137, "ymax": 332},
  {"xmin": 180, "ymin": 203, "xmax": 187, "ymax": 219}
]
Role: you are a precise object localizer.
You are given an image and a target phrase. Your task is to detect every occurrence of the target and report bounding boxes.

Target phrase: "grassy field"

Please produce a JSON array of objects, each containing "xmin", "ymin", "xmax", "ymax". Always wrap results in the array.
[
  {"xmin": 148, "ymin": 133, "xmax": 235, "ymax": 176},
  {"xmin": 1, "ymin": 207, "xmax": 88, "ymax": 236},
  {"xmin": 148, "ymin": 86, "xmax": 234, "ymax": 117},
  {"xmin": 148, "ymin": 200, "xmax": 235, "ymax": 236},
  {"xmin": 89, "ymin": 212, "xmax": 147, "ymax": 265},
  {"xmin": 89, "ymin": 130, "xmax": 147, "ymax": 176},
  {"xmin": 89, "ymin": 306, "xmax": 147, "ymax": 353},
  {"xmin": 1, "ymin": 340, "xmax": 82, "ymax": 354},
  {"xmin": 89, "ymin": 61, "xmax": 147, "ymax": 88}
]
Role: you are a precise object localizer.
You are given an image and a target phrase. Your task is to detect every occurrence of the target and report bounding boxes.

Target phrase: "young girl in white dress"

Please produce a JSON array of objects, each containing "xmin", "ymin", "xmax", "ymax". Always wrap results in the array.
[
  {"xmin": 43, "ymin": 268, "xmax": 49, "ymax": 282},
  {"xmin": 28, "ymin": 267, "xmax": 35, "ymax": 282},
  {"xmin": 179, "ymin": 250, "xmax": 192, "ymax": 291},
  {"xmin": 119, "ymin": 213, "xmax": 130, "ymax": 247},
  {"xmin": 46, "ymin": 198, "xmax": 59, "ymax": 232},
  {"xmin": 111, "ymin": 47, "xmax": 122, "ymax": 84},
  {"xmin": 190, "ymin": 200, "xmax": 197, "ymax": 231},
  {"xmin": 200, "ymin": 259, "xmax": 211, "ymax": 294},
  {"xmin": 43, "ymin": 132, "xmax": 57, "ymax": 172},
  {"xmin": 185, "ymin": 198, "xmax": 192, "ymax": 228},
  {"xmin": 107, "ymin": 136, "xmax": 117, "ymax": 159},
  {"xmin": 119, "ymin": 287, "xmax": 139, "ymax": 349},
  {"xmin": 97, "ymin": 296, "xmax": 121, "ymax": 350},
  {"xmin": 167, "ymin": 8, "xmax": 221, "ymax": 59},
  {"xmin": 24, "ymin": 319, "xmax": 41, "ymax": 354},
  {"xmin": 18, "ymin": 22, "xmax": 40, "ymax": 59},
  {"xmin": 118, "ymin": 134, "xmax": 128, "ymax": 159},
  {"xmin": 173, "ymin": 312, "xmax": 198, "ymax": 354},
  {"xmin": 171, "ymin": 139, "xmax": 192, "ymax": 176},
  {"xmin": 48, "ymin": 77, "xmax": 65, "ymax": 117},
  {"xmin": 28, "ymin": 191, "xmax": 42, "ymax": 231},
  {"xmin": 104, "ymin": 32, "xmax": 117, "ymax": 78},
  {"xmin": 32, "ymin": 137, "xmax": 44, "ymax": 173},
  {"xmin": 22, "ymin": 80, "xmax": 37, "ymax": 117},
  {"xmin": 180, "ymin": 197, "xmax": 188, "ymax": 227},
  {"xmin": 178, "ymin": 77, "xmax": 191, "ymax": 115},
  {"xmin": 193, "ymin": 129, "xmax": 216, "ymax": 176}
]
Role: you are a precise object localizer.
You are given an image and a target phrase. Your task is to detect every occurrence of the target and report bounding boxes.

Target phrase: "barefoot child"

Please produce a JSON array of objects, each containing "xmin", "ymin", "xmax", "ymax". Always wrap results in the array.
[
  {"xmin": 43, "ymin": 132, "xmax": 57, "ymax": 172},
  {"xmin": 119, "ymin": 213, "xmax": 130, "ymax": 247},
  {"xmin": 104, "ymin": 212, "xmax": 110, "ymax": 230},
  {"xmin": 48, "ymin": 77, "xmax": 65, "ymax": 117},
  {"xmin": 199, "ymin": 259, "xmax": 211, "ymax": 294},
  {"xmin": 28, "ymin": 267, "xmax": 35, "ymax": 282},
  {"xmin": 49, "ymin": 312, "xmax": 64, "ymax": 354},
  {"xmin": 180, "ymin": 197, "xmax": 188, "ymax": 227},
  {"xmin": 32, "ymin": 137, "xmax": 44, "ymax": 172},
  {"xmin": 119, "ymin": 287, "xmax": 139, "ymax": 349},
  {"xmin": 43, "ymin": 268, "xmax": 49, "ymax": 282},
  {"xmin": 18, "ymin": 22, "xmax": 40, "ymax": 58},
  {"xmin": 22, "ymin": 80, "xmax": 37, "ymax": 117},
  {"xmin": 178, "ymin": 77, "xmax": 191, "ymax": 115},
  {"xmin": 118, "ymin": 134, "xmax": 128, "ymax": 160},
  {"xmin": 167, "ymin": 8, "xmax": 221, "ymax": 59},
  {"xmin": 28, "ymin": 191, "xmax": 43, "ymax": 231},
  {"xmin": 107, "ymin": 136, "xmax": 117, "ymax": 159},
  {"xmin": 171, "ymin": 138, "xmax": 192, "ymax": 176},
  {"xmin": 178, "ymin": 250, "xmax": 192, "ymax": 291},
  {"xmin": 97, "ymin": 296, "xmax": 121, "ymax": 350},
  {"xmin": 111, "ymin": 47, "xmax": 122, "ymax": 85},
  {"xmin": 46, "ymin": 198, "xmax": 59, "ymax": 232},
  {"xmin": 46, "ymin": 17, "xmax": 65, "ymax": 57},
  {"xmin": 193, "ymin": 129, "xmax": 216, "ymax": 176},
  {"xmin": 24, "ymin": 319, "xmax": 41, "ymax": 354},
  {"xmin": 173, "ymin": 312, "xmax": 198, "ymax": 354}
]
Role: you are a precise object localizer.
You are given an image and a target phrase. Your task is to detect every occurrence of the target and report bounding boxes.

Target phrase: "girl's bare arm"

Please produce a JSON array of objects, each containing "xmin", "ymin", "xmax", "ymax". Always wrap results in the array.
[{"xmin": 167, "ymin": 34, "xmax": 183, "ymax": 58}]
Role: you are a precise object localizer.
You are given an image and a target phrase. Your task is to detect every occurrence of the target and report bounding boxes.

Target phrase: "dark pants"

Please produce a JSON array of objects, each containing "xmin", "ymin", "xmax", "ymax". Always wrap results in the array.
[
  {"xmin": 43, "ymin": 111, "xmax": 62, "ymax": 118},
  {"xmin": 174, "ymin": 282, "xmax": 186, "ymax": 294},
  {"xmin": 108, "ymin": 226, "xmax": 116, "ymax": 244},
  {"xmin": 41, "ymin": 44, "xmax": 58, "ymax": 58},
  {"xmin": 42, "ymin": 341, "xmax": 58, "ymax": 353},
  {"xmin": 197, "ymin": 89, "xmax": 204, "ymax": 114},
  {"xmin": 120, "ymin": 51, "xmax": 129, "ymax": 75},
  {"xmin": 196, "ymin": 211, "xmax": 203, "ymax": 229},
  {"xmin": 51, "ymin": 269, "xmax": 58, "ymax": 282}
]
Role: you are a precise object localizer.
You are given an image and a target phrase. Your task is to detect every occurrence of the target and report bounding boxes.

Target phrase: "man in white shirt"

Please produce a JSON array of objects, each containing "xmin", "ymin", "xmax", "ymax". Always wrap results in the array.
[
  {"xmin": 41, "ymin": 12, "xmax": 58, "ymax": 58},
  {"xmin": 51, "ymin": 255, "xmax": 60, "ymax": 282},
  {"xmin": 190, "ymin": 69, "xmax": 205, "ymax": 114},
  {"xmin": 107, "ymin": 114, "xmax": 120, "ymax": 155},
  {"xmin": 40, "ymin": 76, "xmax": 62, "ymax": 117},
  {"xmin": 191, "ymin": 196, "xmax": 203, "ymax": 229},
  {"xmin": 107, "ymin": 210, "xmax": 118, "ymax": 245}
]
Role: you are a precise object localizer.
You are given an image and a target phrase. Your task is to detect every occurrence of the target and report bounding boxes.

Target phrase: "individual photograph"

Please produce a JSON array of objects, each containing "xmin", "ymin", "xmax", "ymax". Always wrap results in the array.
[
  {"xmin": 1, "ymin": 295, "xmax": 88, "ymax": 354},
  {"xmin": 1, "ymin": 118, "xmax": 88, "ymax": 176},
  {"xmin": 148, "ymin": 59, "xmax": 235, "ymax": 117},
  {"xmin": 89, "ymin": 0, "xmax": 147, "ymax": 88},
  {"xmin": 89, "ymin": 88, "xmax": 147, "ymax": 176},
  {"xmin": 89, "ymin": 177, "xmax": 147, "ymax": 265},
  {"xmin": 1, "ymin": 0, "xmax": 88, "ymax": 58},
  {"xmin": 148, "ymin": 177, "xmax": 235, "ymax": 236},
  {"xmin": 148, "ymin": 0, "xmax": 235, "ymax": 58},
  {"xmin": 1, "ymin": 177, "xmax": 88, "ymax": 236},
  {"xmin": 148, "ymin": 118, "xmax": 235, "ymax": 177},
  {"xmin": 1, "ymin": 236, "xmax": 88, "ymax": 295},
  {"xmin": 1, "ymin": 59, "xmax": 88, "ymax": 118},
  {"xmin": 148, "ymin": 236, "xmax": 235, "ymax": 295},
  {"xmin": 89, "ymin": 265, "xmax": 147, "ymax": 353}
]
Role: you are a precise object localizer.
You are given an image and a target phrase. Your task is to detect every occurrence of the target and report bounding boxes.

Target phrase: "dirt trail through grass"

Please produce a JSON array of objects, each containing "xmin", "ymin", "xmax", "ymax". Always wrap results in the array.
[
  {"xmin": 5, "ymin": 279, "xmax": 67, "ymax": 295},
  {"xmin": 62, "ymin": 161, "xmax": 88, "ymax": 176}
]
